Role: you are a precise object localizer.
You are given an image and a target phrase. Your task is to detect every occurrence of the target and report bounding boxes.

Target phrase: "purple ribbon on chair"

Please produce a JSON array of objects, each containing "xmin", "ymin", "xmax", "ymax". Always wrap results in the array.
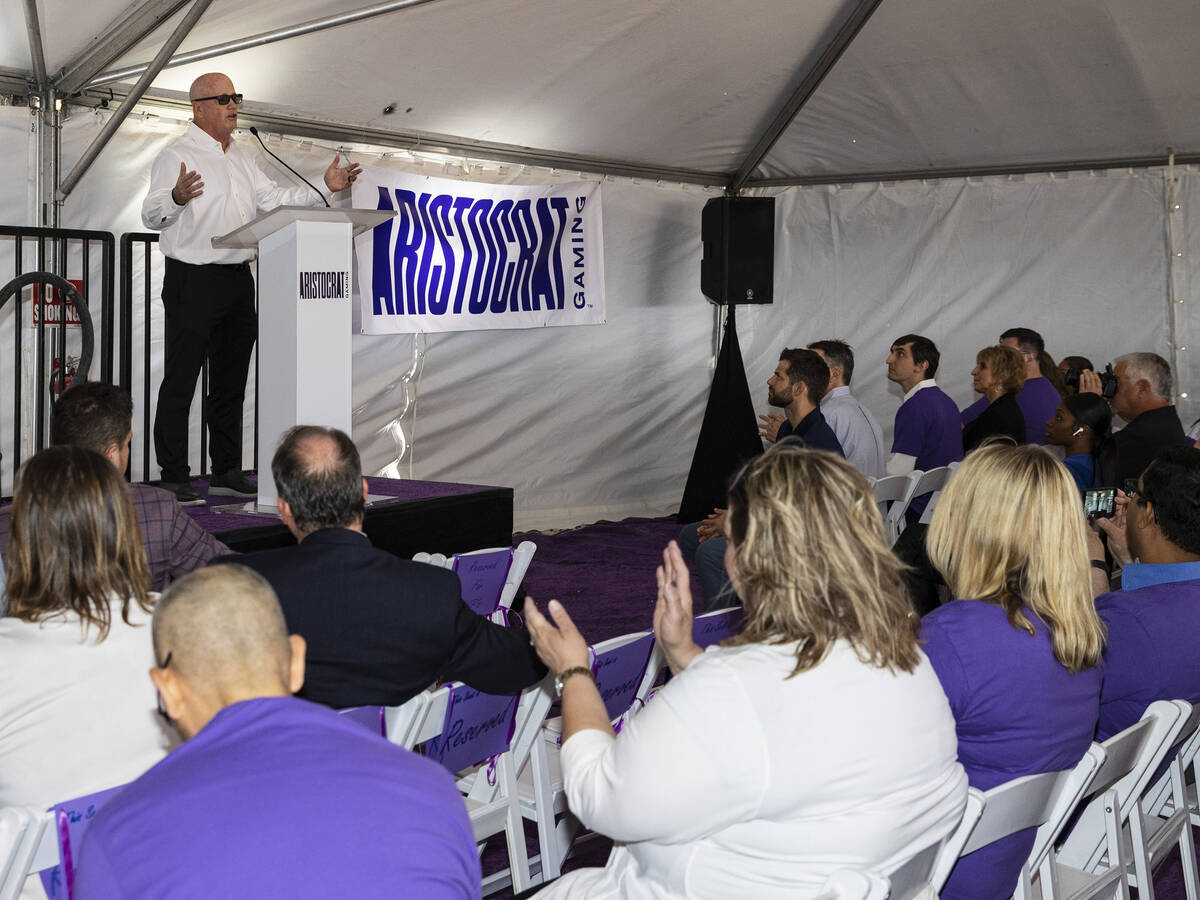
[{"xmin": 40, "ymin": 784, "xmax": 126, "ymax": 899}]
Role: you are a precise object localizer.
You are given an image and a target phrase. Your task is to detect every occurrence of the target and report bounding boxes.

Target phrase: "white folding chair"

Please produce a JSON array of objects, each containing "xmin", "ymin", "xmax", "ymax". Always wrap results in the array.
[
  {"xmin": 918, "ymin": 461, "xmax": 959, "ymax": 524},
  {"xmin": 1048, "ymin": 700, "xmax": 1191, "ymax": 899},
  {"xmin": 929, "ymin": 750, "xmax": 1105, "ymax": 900},
  {"xmin": 812, "ymin": 868, "xmax": 890, "ymax": 900},
  {"xmin": 872, "ymin": 472, "xmax": 918, "ymax": 544},
  {"xmin": 0, "ymin": 806, "xmax": 46, "ymax": 900},
  {"xmin": 1127, "ymin": 701, "xmax": 1200, "ymax": 900},
  {"xmin": 414, "ymin": 541, "xmax": 537, "ymax": 625},
  {"xmin": 408, "ymin": 680, "xmax": 542, "ymax": 895},
  {"xmin": 519, "ymin": 630, "xmax": 660, "ymax": 883},
  {"xmin": 889, "ymin": 787, "xmax": 984, "ymax": 900}
]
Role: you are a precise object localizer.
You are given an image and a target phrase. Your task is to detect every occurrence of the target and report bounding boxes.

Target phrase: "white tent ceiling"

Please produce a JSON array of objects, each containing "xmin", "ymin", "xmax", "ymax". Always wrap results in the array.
[{"xmin": 4, "ymin": 0, "xmax": 1200, "ymax": 187}]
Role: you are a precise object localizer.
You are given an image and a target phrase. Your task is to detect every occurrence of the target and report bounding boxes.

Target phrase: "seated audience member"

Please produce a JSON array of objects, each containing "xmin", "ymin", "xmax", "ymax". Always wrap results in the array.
[
  {"xmin": 528, "ymin": 445, "xmax": 967, "ymax": 899},
  {"xmin": 1081, "ymin": 352, "xmax": 1188, "ymax": 483},
  {"xmin": 73, "ymin": 565, "xmax": 479, "ymax": 899},
  {"xmin": 0, "ymin": 447, "xmax": 172, "ymax": 813},
  {"xmin": 0, "ymin": 381, "xmax": 231, "ymax": 591},
  {"xmin": 962, "ymin": 328, "xmax": 1062, "ymax": 444},
  {"xmin": 885, "ymin": 334, "xmax": 963, "ymax": 519},
  {"xmin": 215, "ymin": 426, "xmax": 544, "ymax": 709},
  {"xmin": 1058, "ymin": 355, "xmax": 1095, "ymax": 396},
  {"xmin": 803, "ymin": 339, "xmax": 886, "ymax": 478},
  {"xmin": 1046, "ymin": 393, "xmax": 1117, "ymax": 490},
  {"xmin": 961, "ymin": 344, "xmax": 1026, "ymax": 453},
  {"xmin": 687, "ymin": 348, "xmax": 844, "ymax": 609},
  {"xmin": 1089, "ymin": 446, "xmax": 1200, "ymax": 740},
  {"xmin": 921, "ymin": 444, "xmax": 1105, "ymax": 900}
]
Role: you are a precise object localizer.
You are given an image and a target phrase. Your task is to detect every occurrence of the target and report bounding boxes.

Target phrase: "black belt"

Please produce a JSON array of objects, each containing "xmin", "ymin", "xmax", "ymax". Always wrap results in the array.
[{"xmin": 167, "ymin": 258, "xmax": 252, "ymax": 272}]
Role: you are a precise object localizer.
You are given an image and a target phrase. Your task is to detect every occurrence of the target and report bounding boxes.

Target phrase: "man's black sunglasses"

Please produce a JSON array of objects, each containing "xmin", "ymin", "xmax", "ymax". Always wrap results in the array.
[{"xmin": 192, "ymin": 93, "xmax": 243, "ymax": 106}]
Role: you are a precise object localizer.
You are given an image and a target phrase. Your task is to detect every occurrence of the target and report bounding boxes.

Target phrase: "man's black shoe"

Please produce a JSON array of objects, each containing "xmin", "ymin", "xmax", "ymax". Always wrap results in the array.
[
  {"xmin": 161, "ymin": 481, "xmax": 205, "ymax": 506},
  {"xmin": 209, "ymin": 470, "xmax": 257, "ymax": 496}
]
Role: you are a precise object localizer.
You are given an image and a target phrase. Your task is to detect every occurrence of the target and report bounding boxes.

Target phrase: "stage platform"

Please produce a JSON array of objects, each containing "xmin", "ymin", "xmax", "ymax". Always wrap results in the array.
[{"xmin": 183, "ymin": 474, "xmax": 514, "ymax": 556}]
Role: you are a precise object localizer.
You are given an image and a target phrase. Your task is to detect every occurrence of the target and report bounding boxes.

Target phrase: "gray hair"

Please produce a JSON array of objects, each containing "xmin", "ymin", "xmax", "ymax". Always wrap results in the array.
[{"xmin": 1116, "ymin": 352, "xmax": 1173, "ymax": 400}]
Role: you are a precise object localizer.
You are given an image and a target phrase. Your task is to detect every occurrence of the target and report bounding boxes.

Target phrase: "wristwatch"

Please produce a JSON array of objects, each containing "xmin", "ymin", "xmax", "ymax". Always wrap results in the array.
[{"xmin": 555, "ymin": 665, "xmax": 596, "ymax": 697}]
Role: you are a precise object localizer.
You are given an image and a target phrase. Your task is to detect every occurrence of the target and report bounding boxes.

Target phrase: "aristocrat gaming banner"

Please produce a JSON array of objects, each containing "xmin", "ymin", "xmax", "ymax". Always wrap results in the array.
[{"xmin": 352, "ymin": 168, "xmax": 606, "ymax": 334}]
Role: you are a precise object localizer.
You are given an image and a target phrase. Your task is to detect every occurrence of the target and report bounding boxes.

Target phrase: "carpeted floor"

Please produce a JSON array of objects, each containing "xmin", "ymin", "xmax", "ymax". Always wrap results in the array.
[{"xmin": 485, "ymin": 514, "xmax": 1200, "ymax": 898}]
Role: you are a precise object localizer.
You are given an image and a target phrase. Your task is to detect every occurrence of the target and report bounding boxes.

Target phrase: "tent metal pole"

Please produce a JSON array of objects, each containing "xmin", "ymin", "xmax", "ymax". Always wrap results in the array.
[
  {"xmin": 727, "ymin": 0, "xmax": 886, "ymax": 195},
  {"xmin": 56, "ymin": 0, "xmax": 190, "ymax": 96},
  {"xmin": 88, "ymin": 0, "xmax": 447, "ymax": 88},
  {"xmin": 63, "ymin": 85, "xmax": 730, "ymax": 187},
  {"xmin": 58, "ymin": 0, "xmax": 215, "ymax": 201},
  {"xmin": 21, "ymin": 0, "xmax": 49, "ymax": 91},
  {"xmin": 744, "ymin": 153, "xmax": 1200, "ymax": 188}
]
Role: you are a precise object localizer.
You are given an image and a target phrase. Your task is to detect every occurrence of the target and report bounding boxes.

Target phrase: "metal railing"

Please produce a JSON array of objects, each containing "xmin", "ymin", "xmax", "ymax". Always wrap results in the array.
[
  {"xmin": 0, "ymin": 226, "xmax": 113, "ymax": 484},
  {"xmin": 120, "ymin": 232, "xmax": 259, "ymax": 482}
]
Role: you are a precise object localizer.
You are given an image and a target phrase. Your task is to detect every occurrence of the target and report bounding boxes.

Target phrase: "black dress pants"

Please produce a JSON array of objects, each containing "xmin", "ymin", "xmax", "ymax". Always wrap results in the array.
[{"xmin": 153, "ymin": 257, "xmax": 256, "ymax": 483}]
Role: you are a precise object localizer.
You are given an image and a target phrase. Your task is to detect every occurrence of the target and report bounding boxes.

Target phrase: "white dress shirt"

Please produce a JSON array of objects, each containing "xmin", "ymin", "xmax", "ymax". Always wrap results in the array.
[
  {"xmin": 538, "ymin": 640, "xmax": 967, "ymax": 900},
  {"xmin": 141, "ymin": 122, "xmax": 318, "ymax": 264},
  {"xmin": 820, "ymin": 385, "xmax": 886, "ymax": 479}
]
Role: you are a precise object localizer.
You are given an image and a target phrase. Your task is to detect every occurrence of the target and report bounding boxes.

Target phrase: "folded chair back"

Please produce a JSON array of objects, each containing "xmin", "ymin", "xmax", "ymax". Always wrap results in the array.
[
  {"xmin": 38, "ymin": 784, "xmax": 127, "ymax": 900},
  {"xmin": 692, "ymin": 606, "xmax": 744, "ymax": 648},
  {"xmin": 336, "ymin": 705, "xmax": 387, "ymax": 737}
]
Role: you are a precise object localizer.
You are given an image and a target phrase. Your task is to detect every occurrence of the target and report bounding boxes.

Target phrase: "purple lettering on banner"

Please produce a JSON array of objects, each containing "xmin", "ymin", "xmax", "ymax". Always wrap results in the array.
[
  {"xmin": 427, "ymin": 194, "xmax": 455, "ymax": 315},
  {"xmin": 488, "ymin": 199, "xmax": 514, "ymax": 314},
  {"xmin": 510, "ymin": 199, "xmax": 537, "ymax": 311},
  {"xmin": 40, "ymin": 783, "xmax": 127, "ymax": 900},
  {"xmin": 424, "ymin": 684, "xmax": 519, "ymax": 774},
  {"xmin": 391, "ymin": 189, "xmax": 422, "ymax": 315},
  {"xmin": 371, "ymin": 187, "xmax": 396, "ymax": 315},
  {"xmin": 592, "ymin": 632, "xmax": 655, "ymax": 722},
  {"xmin": 467, "ymin": 199, "xmax": 495, "ymax": 314},
  {"xmin": 450, "ymin": 196, "xmax": 475, "ymax": 314},
  {"xmin": 451, "ymin": 548, "xmax": 513, "ymax": 616}
]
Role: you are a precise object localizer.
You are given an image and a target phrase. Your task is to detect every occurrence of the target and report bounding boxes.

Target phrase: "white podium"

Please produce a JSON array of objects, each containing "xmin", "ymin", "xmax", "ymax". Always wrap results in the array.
[{"xmin": 213, "ymin": 206, "xmax": 395, "ymax": 512}]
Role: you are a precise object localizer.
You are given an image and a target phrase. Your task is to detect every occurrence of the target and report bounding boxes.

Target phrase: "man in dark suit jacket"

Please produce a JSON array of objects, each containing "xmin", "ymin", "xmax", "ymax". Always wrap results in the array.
[{"xmin": 216, "ymin": 425, "xmax": 545, "ymax": 709}]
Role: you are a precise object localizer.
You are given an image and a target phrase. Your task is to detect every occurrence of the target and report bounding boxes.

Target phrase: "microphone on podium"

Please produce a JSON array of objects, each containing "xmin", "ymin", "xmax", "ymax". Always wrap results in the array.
[{"xmin": 248, "ymin": 126, "xmax": 331, "ymax": 208}]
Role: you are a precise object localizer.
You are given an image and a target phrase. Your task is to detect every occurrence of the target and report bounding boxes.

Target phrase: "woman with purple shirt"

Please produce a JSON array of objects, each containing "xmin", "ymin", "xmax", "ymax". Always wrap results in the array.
[{"xmin": 921, "ymin": 444, "xmax": 1105, "ymax": 900}]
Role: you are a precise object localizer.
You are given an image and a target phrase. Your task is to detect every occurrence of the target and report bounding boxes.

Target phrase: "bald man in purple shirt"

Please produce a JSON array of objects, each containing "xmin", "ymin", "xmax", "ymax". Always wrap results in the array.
[{"xmin": 74, "ymin": 565, "xmax": 479, "ymax": 900}]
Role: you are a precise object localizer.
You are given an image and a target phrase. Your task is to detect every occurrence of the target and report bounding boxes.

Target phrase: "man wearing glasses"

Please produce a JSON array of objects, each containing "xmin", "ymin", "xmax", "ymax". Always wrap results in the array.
[
  {"xmin": 1089, "ymin": 446, "xmax": 1200, "ymax": 740},
  {"xmin": 141, "ymin": 72, "xmax": 361, "ymax": 506}
]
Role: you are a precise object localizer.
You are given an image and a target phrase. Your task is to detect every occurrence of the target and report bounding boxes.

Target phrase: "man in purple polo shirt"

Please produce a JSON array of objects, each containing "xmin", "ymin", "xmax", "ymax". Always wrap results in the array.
[
  {"xmin": 886, "ymin": 334, "xmax": 963, "ymax": 521},
  {"xmin": 73, "ymin": 565, "xmax": 480, "ymax": 900},
  {"xmin": 1089, "ymin": 446, "xmax": 1200, "ymax": 740},
  {"xmin": 961, "ymin": 327, "xmax": 1062, "ymax": 444}
]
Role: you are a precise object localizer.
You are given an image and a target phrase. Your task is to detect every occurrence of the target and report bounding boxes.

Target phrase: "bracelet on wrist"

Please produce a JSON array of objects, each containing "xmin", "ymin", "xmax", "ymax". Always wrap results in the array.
[
  {"xmin": 554, "ymin": 665, "xmax": 596, "ymax": 698},
  {"xmin": 1090, "ymin": 559, "xmax": 1112, "ymax": 578}
]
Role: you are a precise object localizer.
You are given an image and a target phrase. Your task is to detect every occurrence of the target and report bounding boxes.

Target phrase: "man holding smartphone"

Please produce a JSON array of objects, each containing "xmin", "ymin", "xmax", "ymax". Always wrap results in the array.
[{"xmin": 1088, "ymin": 446, "xmax": 1200, "ymax": 740}]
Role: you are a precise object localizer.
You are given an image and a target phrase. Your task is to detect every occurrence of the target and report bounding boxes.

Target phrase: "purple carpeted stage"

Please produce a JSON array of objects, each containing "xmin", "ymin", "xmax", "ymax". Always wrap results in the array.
[{"xmin": 182, "ymin": 473, "xmax": 514, "ymax": 558}]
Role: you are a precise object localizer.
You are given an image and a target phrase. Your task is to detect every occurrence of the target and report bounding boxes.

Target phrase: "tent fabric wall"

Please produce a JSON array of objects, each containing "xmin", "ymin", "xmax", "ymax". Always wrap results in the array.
[
  {"xmin": 2, "ymin": 103, "xmax": 1196, "ymax": 527},
  {"xmin": 736, "ymin": 169, "xmax": 1192, "ymax": 447}
]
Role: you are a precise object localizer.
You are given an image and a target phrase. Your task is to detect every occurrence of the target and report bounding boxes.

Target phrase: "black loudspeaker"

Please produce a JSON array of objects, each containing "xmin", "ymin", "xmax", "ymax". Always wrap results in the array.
[{"xmin": 701, "ymin": 196, "xmax": 775, "ymax": 305}]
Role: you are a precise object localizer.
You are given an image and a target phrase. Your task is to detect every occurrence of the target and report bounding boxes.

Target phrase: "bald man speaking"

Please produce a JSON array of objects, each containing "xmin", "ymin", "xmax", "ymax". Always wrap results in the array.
[{"xmin": 141, "ymin": 72, "xmax": 361, "ymax": 506}]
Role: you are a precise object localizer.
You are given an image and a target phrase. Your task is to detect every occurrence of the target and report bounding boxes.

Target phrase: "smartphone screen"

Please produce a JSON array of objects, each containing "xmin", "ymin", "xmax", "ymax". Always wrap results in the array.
[{"xmin": 1083, "ymin": 488, "xmax": 1116, "ymax": 520}]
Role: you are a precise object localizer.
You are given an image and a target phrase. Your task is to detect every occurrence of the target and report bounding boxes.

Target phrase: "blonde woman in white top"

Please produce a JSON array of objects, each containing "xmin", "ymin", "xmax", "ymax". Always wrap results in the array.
[{"xmin": 524, "ymin": 445, "xmax": 968, "ymax": 899}]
